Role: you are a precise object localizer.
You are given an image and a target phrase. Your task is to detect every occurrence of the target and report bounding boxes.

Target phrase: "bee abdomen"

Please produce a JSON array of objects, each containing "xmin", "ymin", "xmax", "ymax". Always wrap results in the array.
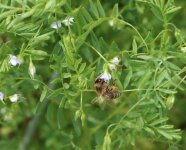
[
  {"xmin": 112, "ymin": 91, "xmax": 121, "ymax": 99},
  {"xmin": 103, "ymin": 90, "xmax": 121, "ymax": 100}
]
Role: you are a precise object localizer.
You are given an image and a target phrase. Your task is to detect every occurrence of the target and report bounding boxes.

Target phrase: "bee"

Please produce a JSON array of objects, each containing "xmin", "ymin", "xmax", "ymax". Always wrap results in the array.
[
  {"xmin": 102, "ymin": 82, "xmax": 121, "ymax": 100},
  {"xmin": 94, "ymin": 78, "xmax": 121, "ymax": 100}
]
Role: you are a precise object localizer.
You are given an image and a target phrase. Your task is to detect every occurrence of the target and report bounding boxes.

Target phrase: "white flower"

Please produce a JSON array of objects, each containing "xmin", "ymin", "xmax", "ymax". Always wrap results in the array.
[
  {"xmin": 181, "ymin": 46, "xmax": 186, "ymax": 53},
  {"xmin": 9, "ymin": 94, "xmax": 19, "ymax": 102},
  {"xmin": 50, "ymin": 20, "xmax": 62, "ymax": 29},
  {"xmin": 63, "ymin": 17, "xmax": 74, "ymax": 26},
  {"xmin": 108, "ymin": 57, "xmax": 120, "ymax": 70},
  {"xmin": 108, "ymin": 20, "xmax": 114, "ymax": 27},
  {"xmin": 0, "ymin": 92, "xmax": 4, "ymax": 101},
  {"xmin": 99, "ymin": 71, "xmax": 111, "ymax": 81},
  {"xmin": 29, "ymin": 58, "xmax": 36, "ymax": 79},
  {"xmin": 9, "ymin": 54, "xmax": 22, "ymax": 66},
  {"xmin": 111, "ymin": 57, "xmax": 120, "ymax": 65}
]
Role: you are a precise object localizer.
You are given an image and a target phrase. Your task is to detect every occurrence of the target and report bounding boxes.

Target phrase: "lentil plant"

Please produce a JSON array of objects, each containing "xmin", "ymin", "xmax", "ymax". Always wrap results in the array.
[{"xmin": 0, "ymin": 0, "xmax": 186, "ymax": 150}]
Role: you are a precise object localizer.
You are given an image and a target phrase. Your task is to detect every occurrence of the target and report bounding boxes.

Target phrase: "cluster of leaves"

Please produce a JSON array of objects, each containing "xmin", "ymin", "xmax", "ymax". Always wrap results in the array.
[{"xmin": 0, "ymin": 0, "xmax": 186, "ymax": 150}]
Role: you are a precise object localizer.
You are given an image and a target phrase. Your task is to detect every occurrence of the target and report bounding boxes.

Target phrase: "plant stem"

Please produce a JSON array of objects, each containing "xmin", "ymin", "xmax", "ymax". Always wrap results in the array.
[{"xmin": 18, "ymin": 72, "xmax": 57, "ymax": 150}]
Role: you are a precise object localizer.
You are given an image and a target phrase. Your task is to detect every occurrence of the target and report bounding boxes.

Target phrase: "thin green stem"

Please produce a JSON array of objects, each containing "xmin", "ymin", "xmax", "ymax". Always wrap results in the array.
[
  {"xmin": 109, "ymin": 97, "xmax": 145, "ymax": 136},
  {"xmin": 85, "ymin": 42, "xmax": 108, "ymax": 63},
  {"xmin": 114, "ymin": 18, "xmax": 149, "ymax": 52},
  {"xmin": 18, "ymin": 72, "xmax": 57, "ymax": 150}
]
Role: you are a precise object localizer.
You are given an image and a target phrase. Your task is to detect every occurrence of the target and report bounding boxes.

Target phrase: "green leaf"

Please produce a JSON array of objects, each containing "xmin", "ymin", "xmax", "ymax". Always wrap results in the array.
[
  {"xmin": 81, "ymin": 7, "xmax": 93, "ymax": 22},
  {"xmin": 79, "ymin": 63, "xmax": 86, "ymax": 73},
  {"xmin": 72, "ymin": 118, "xmax": 81, "ymax": 136},
  {"xmin": 144, "ymin": 127, "xmax": 155, "ymax": 135},
  {"xmin": 137, "ymin": 69, "xmax": 152, "ymax": 89},
  {"xmin": 156, "ymin": 93, "xmax": 166, "ymax": 108},
  {"xmin": 76, "ymin": 18, "xmax": 107, "ymax": 49},
  {"xmin": 63, "ymin": 73, "xmax": 71, "ymax": 78},
  {"xmin": 111, "ymin": 3, "xmax": 119, "ymax": 18},
  {"xmin": 47, "ymin": 88, "xmax": 63, "ymax": 99},
  {"xmin": 7, "ymin": 16, "xmax": 22, "ymax": 30},
  {"xmin": 31, "ymin": 32, "xmax": 53, "ymax": 46},
  {"xmin": 150, "ymin": 5, "xmax": 164, "ymax": 21},
  {"xmin": 110, "ymin": 41, "xmax": 120, "ymax": 51},
  {"xmin": 156, "ymin": 69, "xmax": 170, "ymax": 87},
  {"xmin": 150, "ymin": 117, "xmax": 169, "ymax": 126},
  {"xmin": 0, "ymin": 58, "xmax": 10, "ymax": 72},
  {"xmin": 159, "ymin": 125, "xmax": 174, "ymax": 129},
  {"xmin": 45, "ymin": 0, "xmax": 56, "ymax": 10},
  {"xmin": 21, "ymin": 8, "xmax": 36, "ymax": 19},
  {"xmin": 164, "ymin": 61, "xmax": 181, "ymax": 71},
  {"xmin": 59, "ymin": 99, "xmax": 67, "ymax": 108},
  {"xmin": 26, "ymin": 50, "xmax": 48, "ymax": 56},
  {"xmin": 57, "ymin": 108, "xmax": 63, "ymax": 129},
  {"xmin": 124, "ymin": 67, "xmax": 132, "ymax": 88},
  {"xmin": 40, "ymin": 86, "xmax": 48, "ymax": 102},
  {"xmin": 89, "ymin": 0, "xmax": 99, "ymax": 19},
  {"xmin": 90, "ymin": 31, "xmax": 101, "ymax": 50},
  {"xmin": 157, "ymin": 129, "xmax": 173, "ymax": 140},
  {"xmin": 158, "ymin": 88, "xmax": 177, "ymax": 94},
  {"xmin": 165, "ymin": 6, "xmax": 181, "ymax": 14},
  {"xmin": 132, "ymin": 38, "xmax": 137, "ymax": 55},
  {"xmin": 100, "ymin": 37, "xmax": 109, "ymax": 53},
  {"xmin": 0, "ymin": 9, "xmax": 18, "ymax": 20},
  {"xmin": 96, "ymin": 0, "xmax": 105, "ymax": 17},
  {"xmin": 75, "ymin": 58, "xmax": 82, "ymax": 70},
  {"xmin": 47, "ymin": 104, "xmax": 56, "ymax": 123}
]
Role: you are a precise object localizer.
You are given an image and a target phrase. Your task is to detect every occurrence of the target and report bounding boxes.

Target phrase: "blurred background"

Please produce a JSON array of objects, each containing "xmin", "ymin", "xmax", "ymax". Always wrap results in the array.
[{"xmin": 0, "ymin": 0, "xmax": 186, "ymax": 150}]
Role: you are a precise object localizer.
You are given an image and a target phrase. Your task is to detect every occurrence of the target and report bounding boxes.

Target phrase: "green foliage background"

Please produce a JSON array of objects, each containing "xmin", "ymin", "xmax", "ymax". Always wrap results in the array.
[{"xmin": 0, "ymin": 0, "xmax": 186, "ymax": 150}]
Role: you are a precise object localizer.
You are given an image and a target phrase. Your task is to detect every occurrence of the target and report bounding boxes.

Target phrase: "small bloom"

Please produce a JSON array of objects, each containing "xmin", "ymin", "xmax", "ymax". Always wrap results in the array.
[
  {"xmin": 9, "ymin": 94, "xmax": 19, "ymax": 102},
  {"xmin": 108, "ymin": 57, "xmax": 120, "ymax": 70},
  {"xmin": 111, "ymin": 57, "xmax": 120, "ymax": 65},
  {"xmin": 29, "ymin": 58, "xmax": 36, "ymax": 79},
  {"xmin": 0, "ymin": 92, "xmax": 4, "ymax": 101},
  {"xmin": 50, "ymin": 20, "xmax": 62, "ymax": 29},
  {"xmin": 99, "ymin": 71, "xmax": 111, "ymax": 81},
  {"xmin": 63, "ymin": 17, "xmax": 74, "ymax": 26},
  {"xmin": 9, "ymin": 55, "xmax": 22, "ymax": 66},
  {"xmin": 108, "ymin": 20, "xmax": 114, "ymax": 27},
  {"xmin": 181, "ymin": 46, "xmax": 186, "ymax": 53}
]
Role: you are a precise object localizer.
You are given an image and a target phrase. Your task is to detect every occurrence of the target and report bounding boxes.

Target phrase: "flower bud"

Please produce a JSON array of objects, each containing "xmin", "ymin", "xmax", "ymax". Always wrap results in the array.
[
  {"xmin": 166, "ymin": 95, "xmax": 175, "ymax": 110},
  {"xmin": 29, "ymin": 58, "xmax": 36, "ymax": 79}
]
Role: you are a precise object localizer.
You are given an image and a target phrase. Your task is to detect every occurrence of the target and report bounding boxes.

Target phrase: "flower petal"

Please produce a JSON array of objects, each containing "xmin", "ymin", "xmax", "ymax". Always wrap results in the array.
[
  {"xmin": 0, "ymin": 92, "xmax": 4, "ymax": 101},
  {"xmin": 99, "ymin": 72, "xmax": 111, "ymax": 81},
  {"xmin": 50, "ymin": 20, "xmax": 62, "ymax": 29},
  {"xmin": 63, "ymin": 17, "xmax": 74, "ymax": 26},
  {"xmin": 9, "ymin": 94, "xmax": 19, "ymax": 102},
  {"xmin": 9, "ymin": 55, "xmax": 22, "ymax": 66}
]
